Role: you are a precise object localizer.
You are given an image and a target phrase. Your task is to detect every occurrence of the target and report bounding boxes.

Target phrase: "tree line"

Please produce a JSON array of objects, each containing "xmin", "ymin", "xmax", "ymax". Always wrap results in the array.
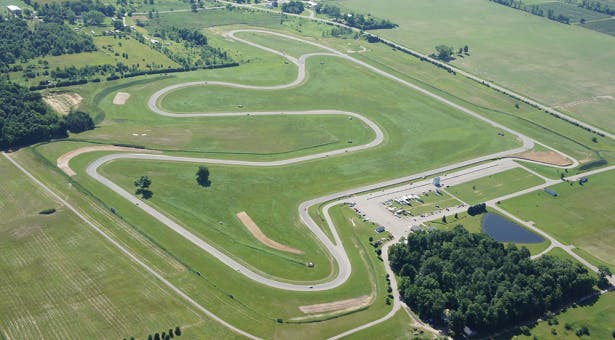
[
  {"xmin": 314, "ymin": 3, "xmax": 397, "ymax": 30},
  {"xmin": 0, "ymin": 81, "xmax": 94, "ymax": 149},
  {"xmin": 0, "ymin": 16, "xmax": 96, "ymax": 70},
  {"xmin": 389, "ymin": 226, "xmax": 598, "ymax": 338},
  {"xmin": 489, "ymin": 0, "xmax": 572, "ymax": 24}
]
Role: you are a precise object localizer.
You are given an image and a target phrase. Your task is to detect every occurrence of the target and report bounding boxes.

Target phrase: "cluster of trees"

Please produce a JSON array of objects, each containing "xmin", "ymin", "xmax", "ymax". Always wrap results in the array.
[
  {"xmin": 140, "ymin": 27, "xmax": 233, "ymax": 69},
  {"xmin": 144, "ymin": 326, "xmax": 182, "ymax": 340},
  {"xmin": 314, "ymin": 3, "xmax": 397, "ymax": 30},
  {"xmin": 389, "ymin": 226, "xmax": 598, "ymax": 337},
  {"xmin": 433, "ymin": 45, "xmax": 470, "ymax": 61},
  {"xmin": 152, "ymin": 27, "xmax": 208, "ymax": 46},
  {"xmin": 281, "ymin": 0, "xmax": 304, "ymax": 14},
  {"xmin": 0, "ymin": 82, "xmax": 94, "ymax": 149},
  {"xmin": 196, "ymin": 166, "xmax": 211, "ymax": 187},
  {"xmin": 28, "ymin": 0, "xmax": 117, "ymax": 24},
  {"xmin": 0, "ymin": 17, "xmax": 96, "ymax": 69},
  {"xmin": 467, "ymin": 203, "xmax": 487, "ymax": 216},
  {"xmin": 580, "ymin": 0, "xmax": 614, "ymax": 16}
]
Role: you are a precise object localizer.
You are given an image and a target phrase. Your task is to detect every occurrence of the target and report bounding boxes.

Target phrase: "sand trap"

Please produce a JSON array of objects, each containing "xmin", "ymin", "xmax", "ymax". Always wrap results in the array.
[
  {"xmin": 43, "ymin": 92, "xmax": 83, "ymax": 115},
  {"xmin": 514, "ymin": 150, "xmax": 573, "ymax": 167},
  {"xmin": 299, "ymin": 294, "xmax": 371, "ymax": 314},
  {"xmin": 113, "ymin": 92, "xmax": 131, "ymax": 105},
  {"xmin": 57, "ymin": 145, "xmax": 158, "ymax": 176},
  {"xmin": 236, "ymin": 211, "xmax": 303, "ymax": 254}
]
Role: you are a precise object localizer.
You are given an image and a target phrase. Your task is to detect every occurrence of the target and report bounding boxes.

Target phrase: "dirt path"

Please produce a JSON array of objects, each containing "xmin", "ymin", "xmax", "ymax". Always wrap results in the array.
[
  {"xmin": 236, "ymin": 212, "xmax": 303, "ymax": 254},
  {"xmin": 57, "ymin": 146, "xmax": 157, "ymax": 176},
  {"xmin": 299, "ymin": 294, "xmax": 371, "ymax": 314}
]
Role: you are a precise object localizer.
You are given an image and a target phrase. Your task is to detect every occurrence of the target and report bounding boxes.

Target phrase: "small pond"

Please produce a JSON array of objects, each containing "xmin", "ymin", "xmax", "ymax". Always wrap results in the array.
[{"xmin": 482, "ymin": 213, "xmax": 544, "ymax": 243}]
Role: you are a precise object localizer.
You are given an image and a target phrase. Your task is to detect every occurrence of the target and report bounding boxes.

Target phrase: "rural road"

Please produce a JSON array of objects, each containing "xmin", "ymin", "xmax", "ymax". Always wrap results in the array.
[{"xmin": 77, "ymin": 29, "xmax": 594, "ymax": 337}]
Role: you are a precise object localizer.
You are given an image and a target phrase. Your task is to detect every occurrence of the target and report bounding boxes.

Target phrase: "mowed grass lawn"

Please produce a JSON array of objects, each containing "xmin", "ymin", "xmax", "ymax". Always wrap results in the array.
[
  {"xmin": 447, "ymin": 167, "xmax": 545, "ymax": 204},
  {"xmin": 500, "ymin": 169, "xmax": 615, "ymax": 268},
  {"xmin": 0, "ymin": 156, "xmax": 234, "ymax": 339},
  {"xmin": 331, "ymin": 0, "xmax": 615, "ymax": 132}
]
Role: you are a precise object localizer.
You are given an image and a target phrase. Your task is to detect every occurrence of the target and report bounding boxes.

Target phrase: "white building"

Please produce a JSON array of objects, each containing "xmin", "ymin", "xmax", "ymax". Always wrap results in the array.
[{"xmin": 7, "ymin": 5, "xmax": 22, "ymax": 16}]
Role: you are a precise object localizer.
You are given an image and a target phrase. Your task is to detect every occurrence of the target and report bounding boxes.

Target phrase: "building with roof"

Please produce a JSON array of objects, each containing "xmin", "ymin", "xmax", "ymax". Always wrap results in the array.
[{"xmin": 6, "ymin": 5, "xmax": 22, "ymax": 16}]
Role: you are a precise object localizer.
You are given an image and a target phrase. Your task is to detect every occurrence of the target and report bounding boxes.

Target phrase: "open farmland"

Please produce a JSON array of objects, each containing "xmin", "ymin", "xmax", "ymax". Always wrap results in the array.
[
  {"xmin": 330, "ymin": 0, "xmax": 615, "ymax": 133},
  {"xmin": 0, "ymin": 155, "xmax": 233, "ymax": 339},
  {"xmin": 583, "ymin": 18, "xmax": 615, "ymax": 35}
]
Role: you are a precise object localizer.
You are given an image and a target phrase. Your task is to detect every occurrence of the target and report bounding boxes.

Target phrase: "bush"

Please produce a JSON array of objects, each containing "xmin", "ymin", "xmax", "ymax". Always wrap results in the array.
[
  {"xmin": 65, "ymin": 111, "xmax": 95, "ymax": 133},
  {"xmin": 467, "ymin": 203, "xmax": 487, "ymax": 216},
  {"xmin": 39, "ymin": 208, "xmax": 56, "ymax": 215}
]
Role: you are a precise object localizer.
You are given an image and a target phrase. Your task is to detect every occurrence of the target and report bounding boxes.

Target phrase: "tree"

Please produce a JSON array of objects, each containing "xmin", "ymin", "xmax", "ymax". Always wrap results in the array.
[
  {"xmin": 442, "ymin": 215, "xmax": 447, "ymax": 223},
  {"xmin": 196, "ymin": 166, "xmax": 211, "ymax": 187},
  {"xmin": 281, "ymin": 0, "xmax": 304, "ymax": 14},
  {"xmin": 458, "ymin": 47, "xmax": 463, "ymax": 55},
  {"xmin": 134, "ymin": 175, "xmax": 153, "ymax": 199},
  {"xmin": 435, "ymin": 45, "xmax": 454, "ymax": 61},
  {"xmin": 65, "ymin": 111, "xmax": 95, "ymax": 133},
  {"xmin": 174, "ymin": 326, "xmax": 181, "ymax": 336},
  {"xmin": 191, "ymin": 3, "xmax": 197, "ymax": 12},
  {"xmin": 597, "ymin": 265, "xmax": 612, "ymax": 288},
  {"xmin": 464, "ymin": 45, "xmax": 469, "ymax": 53},
  {"xmin": 83, "ymin": 10, "xmax": 105, "ymax": 26},
  {"xmin": 454, "ymin": 212, "xmax": 458, "ymax": 219}
]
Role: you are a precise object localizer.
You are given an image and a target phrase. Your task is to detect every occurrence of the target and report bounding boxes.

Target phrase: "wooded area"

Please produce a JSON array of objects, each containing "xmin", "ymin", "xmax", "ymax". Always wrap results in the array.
[{"xmin": 389, "ymin": 226, "xmax": 596, "ymax": 337}]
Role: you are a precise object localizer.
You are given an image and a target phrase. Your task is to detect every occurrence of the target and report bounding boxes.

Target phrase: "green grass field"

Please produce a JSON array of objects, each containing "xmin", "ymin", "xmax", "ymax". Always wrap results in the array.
[
  {"xmin": 330, "ymin": 0, "xmax": 615, "ymax": 133},
  {"xmin": 501, "ymin": 169, "xmax": 615, "ymax": 269},
  {"xmin": 447, "ymin": 167, "xmax": 545, "ymax": 204},
  {"xmin": 15, "ymin": 145, "xmax": 403, "ymax": 337},
  {"xmin": 583, "ymin": 17, "xmax": 615, "ymax": 36},
  {"xmin": 0, "ymin": 156, "xmax": 236, "ymax": 339}
]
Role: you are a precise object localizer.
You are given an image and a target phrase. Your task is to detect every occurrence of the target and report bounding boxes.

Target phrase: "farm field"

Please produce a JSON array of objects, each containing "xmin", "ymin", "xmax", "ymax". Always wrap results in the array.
[
  {"xmin": 0, "ymin": 156, "xmax": 232, "ymax": 339},
  {"xmin": 500, "ymin": 169, "xmax": 615, "ymax": 269},
  {"xmin": 447, "ymin": 167, "xmax": 545, "ymax": 204},
  {"xmin": 583, "ymin": 18, "xmax": 615, "ymax": 35},
  {"xmin": 330, "ymin": 0, "xmax": 615, "ymax": 132}
]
